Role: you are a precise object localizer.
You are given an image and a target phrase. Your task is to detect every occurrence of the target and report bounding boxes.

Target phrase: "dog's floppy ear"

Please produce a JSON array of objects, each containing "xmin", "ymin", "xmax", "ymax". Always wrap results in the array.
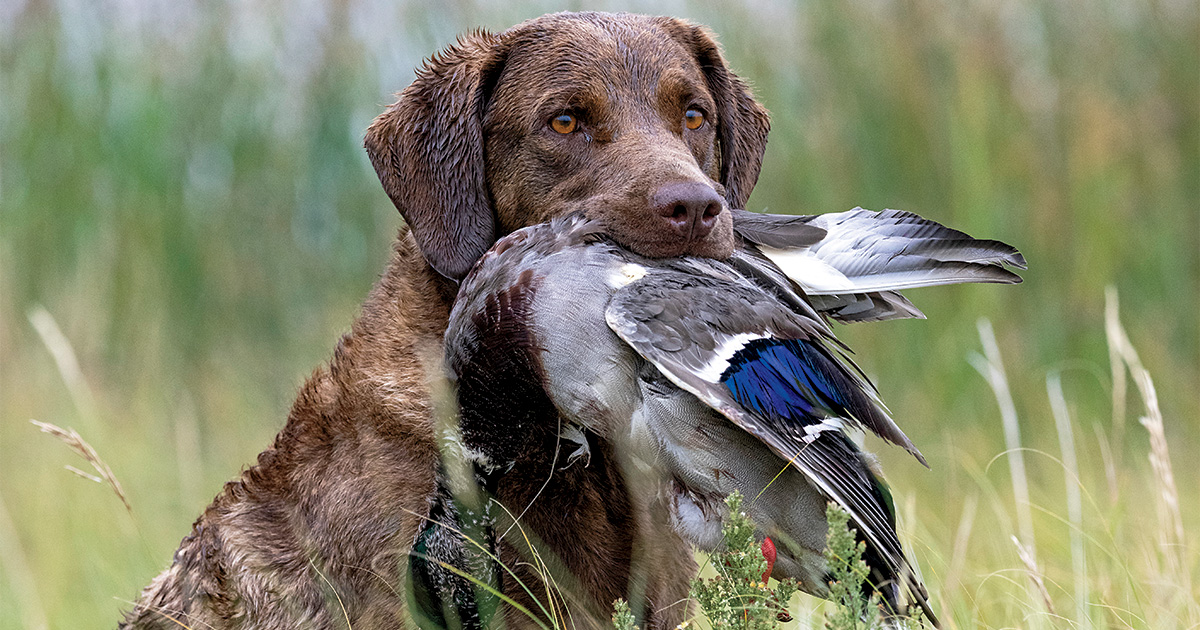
[
  {"xmin": 365, "ymin": 31, "xmax": 510, "ymax": 280},
  {"xmin": 660, "ymin": 20, "xmax": 771, "ymax": 209}
]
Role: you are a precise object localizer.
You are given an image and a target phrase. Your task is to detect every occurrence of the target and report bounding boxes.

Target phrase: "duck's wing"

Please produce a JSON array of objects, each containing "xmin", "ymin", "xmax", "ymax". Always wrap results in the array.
[
  {"xmin": 731, "ymin": 209, "xmax": 827, "ymax": 249},
  {"xmin": 732, "ymin": 207, "xmax": 1024, "ymax": 322},
  {"xmin": 605, "ymin": 260, "xmax": 936, "ymax": 621},
  {"xmin": 731, "ymin": 241, "xmax": 927, "ymax": 324},
  {"xmin": 608, "ymin": 258, "xmax": 923, "ymax": 463}
]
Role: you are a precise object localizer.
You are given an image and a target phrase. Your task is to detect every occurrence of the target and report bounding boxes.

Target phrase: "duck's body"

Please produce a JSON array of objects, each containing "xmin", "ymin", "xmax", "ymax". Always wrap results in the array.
[{"xmin": 445, "ymin": 208, "xmax": 1024, "ymax": 625}]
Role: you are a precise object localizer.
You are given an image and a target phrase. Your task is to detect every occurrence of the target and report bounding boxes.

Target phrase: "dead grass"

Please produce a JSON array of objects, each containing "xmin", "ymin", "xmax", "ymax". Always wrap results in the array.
[{"xmin": 30, "ymin": 420, "xmax": 132, "ymax": 515}]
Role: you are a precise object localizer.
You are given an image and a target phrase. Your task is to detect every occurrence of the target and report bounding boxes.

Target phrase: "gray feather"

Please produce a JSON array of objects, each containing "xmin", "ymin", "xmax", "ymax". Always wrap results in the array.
[
  {"xmin": 739, "ymin": 207, "xmax": 1024, "ymax": 296},
  {"xmin": 732, "ymin": 208, "xmax": 826, "ymax": 248}
]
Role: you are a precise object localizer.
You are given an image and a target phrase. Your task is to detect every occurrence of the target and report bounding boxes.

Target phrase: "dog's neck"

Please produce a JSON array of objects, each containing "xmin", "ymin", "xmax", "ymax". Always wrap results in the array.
[{"xmin": 365, "ymin": 228, "xmax": 461, "ymax": 341}]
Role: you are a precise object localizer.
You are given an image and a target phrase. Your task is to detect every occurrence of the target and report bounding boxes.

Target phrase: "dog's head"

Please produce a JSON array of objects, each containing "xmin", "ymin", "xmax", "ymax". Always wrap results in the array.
[{"xmin": 365, "ymin": 12, "xmax": 770, "ymax": 280}]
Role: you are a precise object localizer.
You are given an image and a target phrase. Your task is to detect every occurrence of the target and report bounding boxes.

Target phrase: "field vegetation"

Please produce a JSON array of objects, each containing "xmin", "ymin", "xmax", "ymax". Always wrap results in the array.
[{"xmin": 1, "ymin": 0, "xmax": 1196, "ymax": 627}]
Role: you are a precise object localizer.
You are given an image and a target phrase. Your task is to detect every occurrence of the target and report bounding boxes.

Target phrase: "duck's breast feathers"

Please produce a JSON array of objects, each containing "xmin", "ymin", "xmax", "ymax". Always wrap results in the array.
[
  {"xmin": 460, "ymin": 213, "xmax": 608, "ymax": 285},
  {"xmin": 450, "ymin": 216, "xmax": 641, "ymax": 437}
]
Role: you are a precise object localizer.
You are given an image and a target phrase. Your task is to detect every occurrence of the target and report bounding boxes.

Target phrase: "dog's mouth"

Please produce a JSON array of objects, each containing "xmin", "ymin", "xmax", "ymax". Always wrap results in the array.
[{"xmin": 573, "ymin": 183, "xmax": 736, "ymax": 260}]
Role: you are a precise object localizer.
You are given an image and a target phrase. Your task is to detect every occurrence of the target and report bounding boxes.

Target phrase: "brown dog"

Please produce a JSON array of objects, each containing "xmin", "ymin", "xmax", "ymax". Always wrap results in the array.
[{"xmin": 120, "ymin": 12, "xmax": 769, "ymax": 630}]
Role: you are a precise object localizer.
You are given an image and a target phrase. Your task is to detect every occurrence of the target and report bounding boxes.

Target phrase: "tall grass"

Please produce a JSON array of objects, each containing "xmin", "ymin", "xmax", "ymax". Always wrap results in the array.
[{"xmin": 1, "ymin": 0, "xmax": 1197, "ymax": 627}]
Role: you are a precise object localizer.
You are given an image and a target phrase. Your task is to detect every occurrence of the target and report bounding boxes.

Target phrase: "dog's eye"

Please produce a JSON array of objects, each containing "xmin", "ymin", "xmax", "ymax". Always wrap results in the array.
[
  {"xmin": 550, "ymin": 114, "xmax": 578, "ymax": 134},
  {"xmin": 684, "ymin": 109, "xmax": 705, "ymax": 130}
]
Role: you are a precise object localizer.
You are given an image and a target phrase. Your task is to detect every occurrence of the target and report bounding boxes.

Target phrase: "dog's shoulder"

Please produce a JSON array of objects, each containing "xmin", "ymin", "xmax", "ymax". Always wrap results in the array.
[{"xmin": 121, "ymin": 230, "xmax": 451, "ymax": 629}]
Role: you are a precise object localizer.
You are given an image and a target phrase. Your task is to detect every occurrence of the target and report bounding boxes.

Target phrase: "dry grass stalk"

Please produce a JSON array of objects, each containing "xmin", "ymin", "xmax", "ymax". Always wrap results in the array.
[
  {"xmin": 1103, "ymin": 287, "xmax": 1127, "ymax": 457},
  {"xmin": 1047, "ymin": 373, "xmax": 1089, "ymax": 629},
  {"xmin": 971, "ymin": 319, "xmax": 1037, "ymax": 563},
  {"xmin": 1103, "ymin": 291, "xmax": 1186, "ymax": 568},
  {"xmin": 28, "ymin": 306, "xmax": 97, "ymax": 425},
  {"xmin": 1104, "ymin": 289, "xmax": 1194, "ymax": 623},
  {"xmin": 30, "ymin": 419, "xmax": 132, "ymax": 514},
  {"xmin": 1011, "ymin": 536, "xmax": 1056, "ymax": 618},
  {"xmin": 1135, "ymin": 378, "xmax": 1184, "ymax": 553}
]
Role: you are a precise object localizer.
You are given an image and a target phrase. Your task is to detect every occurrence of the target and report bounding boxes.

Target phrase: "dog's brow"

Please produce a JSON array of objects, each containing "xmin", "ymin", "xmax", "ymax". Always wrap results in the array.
[
  {"xmin": 532, "ymin": 87, "xmax": 608, "ymax": 117},
  {"xmin": 657, "ymin": 70, "xmax": 713, "ymax": 108}
]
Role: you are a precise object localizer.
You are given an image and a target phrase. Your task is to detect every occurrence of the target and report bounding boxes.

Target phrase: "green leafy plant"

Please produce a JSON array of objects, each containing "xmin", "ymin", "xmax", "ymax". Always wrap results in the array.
[
  {"xmin": 824, "ymin": 502, "xmax": 929, "ymax": 629},
  {"xmin": 681, "ymin": 494, "xmax": 929, "ymax": 630},
  {"xmin": 822, "ymin": 502, "xmax": 881, "ymax": 630},
  {"xmin": 688, "ymin": 492, "xmax": 798, "ymax": 630},
  {"xmin": 611, "ymin": 597, "xmax": 639, "ymax": 630}
]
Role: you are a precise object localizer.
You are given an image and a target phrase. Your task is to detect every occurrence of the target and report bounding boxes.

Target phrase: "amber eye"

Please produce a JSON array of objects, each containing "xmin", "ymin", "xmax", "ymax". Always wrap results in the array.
[
  {"xmin": 550, "ymin": 114, "xmax": 578, "ymax": 134},
  {"xmin": 684, "ymin": 108, "xmax": 705, "ymax": 130}
]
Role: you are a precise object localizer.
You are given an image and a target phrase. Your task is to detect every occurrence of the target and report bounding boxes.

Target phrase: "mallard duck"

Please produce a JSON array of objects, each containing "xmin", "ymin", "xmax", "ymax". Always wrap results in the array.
[{"xmin": 444, "ymin": 208, "xmax": 1024, "ymax": 625}]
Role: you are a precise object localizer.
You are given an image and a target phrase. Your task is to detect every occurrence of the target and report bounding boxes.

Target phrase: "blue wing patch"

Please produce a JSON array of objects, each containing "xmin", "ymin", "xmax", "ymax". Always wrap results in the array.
[{"xmin": 720, "ymin": 338, "xmax": 862, "ymax": 427}]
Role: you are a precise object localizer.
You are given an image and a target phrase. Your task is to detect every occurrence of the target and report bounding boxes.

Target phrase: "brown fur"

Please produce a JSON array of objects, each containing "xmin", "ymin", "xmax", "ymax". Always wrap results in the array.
[{"xmin": 121, "ymin": 11, "xmax": 769, "ymax": 630}]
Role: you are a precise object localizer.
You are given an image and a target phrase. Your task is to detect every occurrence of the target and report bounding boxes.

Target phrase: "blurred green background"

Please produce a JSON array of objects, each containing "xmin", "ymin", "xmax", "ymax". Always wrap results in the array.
[{"xmin": 1, "ymin": 0, "xmax": 1196, "ymax": 627}]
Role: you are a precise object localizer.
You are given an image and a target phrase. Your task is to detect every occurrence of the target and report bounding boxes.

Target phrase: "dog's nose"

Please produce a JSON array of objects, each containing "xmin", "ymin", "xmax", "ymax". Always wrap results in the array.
[{"xmin": 653, "ymin": 182, "xmax": 724, "ymax": 242}]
